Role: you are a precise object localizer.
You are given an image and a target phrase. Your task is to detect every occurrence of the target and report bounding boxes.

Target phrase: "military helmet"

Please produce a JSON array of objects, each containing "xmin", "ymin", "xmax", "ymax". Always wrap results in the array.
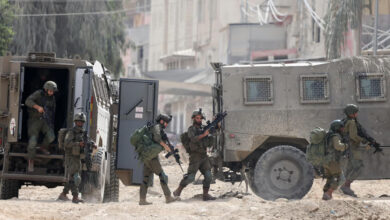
[
  {"xmin": 330, "ymin": 119, "xmax": 344, "ymax": 132},
  {"xmin": 43, "ymin": 81, "xmax": 58, "ymax": 92},
  {"xmin": 191, "ymin": 109, "xmax": 205, "ymax": 120},
  {"xmin": 156, "ymin": 114, "xmax": 172, "ymax": 123},
  {"xmin": 343, "ymin": 104, "xmax": 359, "ymax": 116},
  {"xmin": 74, "ymin": 112, "xmax": 86, "ymax": 122}
]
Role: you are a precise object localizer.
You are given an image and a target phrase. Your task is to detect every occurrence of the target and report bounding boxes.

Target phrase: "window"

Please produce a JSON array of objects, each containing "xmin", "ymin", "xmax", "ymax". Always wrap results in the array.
[
  {"xmin": 300, "ymin": 74, "xmax": 329, "ymax": 103},
  {"xmin": 356, "ymin": 73, "xmax": 386, "ymax": 102},
  {"xmin": 312, "ymin": 18, "xmax": 321, "ymax": 43},
  {"xmin": 244, "ymin": 76, "xmax": 273, "ymax": 105}
]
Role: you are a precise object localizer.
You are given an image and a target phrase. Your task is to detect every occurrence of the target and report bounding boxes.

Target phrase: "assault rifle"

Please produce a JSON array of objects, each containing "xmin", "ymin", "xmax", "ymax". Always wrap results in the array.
[
  {"xmin": 356, "ymin": 120, "xmax": 383, "ymax": 154},
  {"xmin": 40, "ymin": 105, "xmax": 55, "ymax": 129},
  {"xmin": 161, "ymin": 132, "xmax": 184, "ymax": 172},
  {"xmin": 82, "ymin": 131, "xmax": 96, "ymax": 171},
  {"xmin": 202, "ymin": 111, "xmax": 227, "ymax": 133}
]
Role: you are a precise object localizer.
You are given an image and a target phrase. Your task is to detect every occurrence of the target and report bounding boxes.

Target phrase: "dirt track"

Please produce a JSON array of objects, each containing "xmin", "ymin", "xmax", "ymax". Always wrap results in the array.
[{"xmin": 1, "ymin": 160, "xmax": 390, "ymax": 220}]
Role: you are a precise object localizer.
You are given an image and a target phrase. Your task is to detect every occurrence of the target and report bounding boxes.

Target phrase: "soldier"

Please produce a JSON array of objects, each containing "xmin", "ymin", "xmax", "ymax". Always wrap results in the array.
[
  {"xmin": 25, "ymin": 81, "xmax": 57, "ymax": 172},
  {"xmin": 139, "ymin": 114, "xmax": 178, "ymax": 205},
  {"xmin": 340, "ymin": 104, "xmax": 368, "ymax": 197},
  {"xmin": 57, "ymin": 112, "xmax": 87, "ymax": 203},
  {"xmin": 173, "ymin": 110, "xmax": 216, "ymax": 201},
  {"xmin": 322, "ymin": 120, "xmax": 348, "ymax": 200}
]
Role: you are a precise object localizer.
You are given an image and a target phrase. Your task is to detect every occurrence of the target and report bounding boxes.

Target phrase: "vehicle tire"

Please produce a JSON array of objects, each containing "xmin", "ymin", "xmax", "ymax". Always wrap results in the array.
[
  {"xmin": 0, "ymin": 179, "xmax": 20, "ymax": 199},
  {"xmin": 249, "ymin": 145, "xmax": 314, "ymax": 200},
  {"xmin": 103, "ymin": 152, "xmax": 119, "ymax": 202},
  {"xmin": 81, "ymin": 148, "xmax": 107, "ymax": 202}
]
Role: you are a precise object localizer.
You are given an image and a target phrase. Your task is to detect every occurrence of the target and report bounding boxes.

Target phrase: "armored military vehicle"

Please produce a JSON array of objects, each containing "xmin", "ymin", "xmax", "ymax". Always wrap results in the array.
[
  {"xmin": 0, "ymin": 52, "xmax": 159, "ymax": 202},
  {"xmin": 210, "ymin": 56, "xmax": 390, "ymax": 200}
]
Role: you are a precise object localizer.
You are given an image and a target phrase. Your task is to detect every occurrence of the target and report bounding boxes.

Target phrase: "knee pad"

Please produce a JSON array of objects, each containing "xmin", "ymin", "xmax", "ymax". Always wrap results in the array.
[
  {"xmin": 73, "ymin": 173, "xmax": 81, "ymax": 186},
  {"xmin": 159, "ymin": 172, "xmax": 168, "ymax": 185},
  {"xmin": 203, "ymin": 171, "xmax": 213, "ymax": 184}
]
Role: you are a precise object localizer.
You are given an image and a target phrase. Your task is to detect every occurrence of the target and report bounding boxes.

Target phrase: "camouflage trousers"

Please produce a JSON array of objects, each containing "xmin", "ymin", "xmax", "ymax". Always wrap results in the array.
[
  {"xmin": 140, "ymin": 157, "xmax": 171, "ymax": 200},
  {"xmin": 27, "ymin": 118, "xmax": 55, "ymax": 159},
  {"xmin": 323, "ymin": 161, "xmax": 343, "ymax": 192},
  {"xmin": 63, "ymin": 155, "xmax": 82, "ymax": 196},
  {"xmin": 179, "ymin": 153, "xmax": 213, "ymax": 188},
  {"xmin": 344, "ymin": 148, "xmax": 363, "ymax": 181}
]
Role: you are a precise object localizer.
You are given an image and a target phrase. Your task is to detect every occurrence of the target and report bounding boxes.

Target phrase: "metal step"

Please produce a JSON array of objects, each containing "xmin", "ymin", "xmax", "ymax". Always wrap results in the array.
[
  {"xmin": 8, "ymin": 153, "xmax": 64, "ymax": 159},
  {"xmin": 1, "ymin": 173, "xmax": 67, "ymax": 182}
]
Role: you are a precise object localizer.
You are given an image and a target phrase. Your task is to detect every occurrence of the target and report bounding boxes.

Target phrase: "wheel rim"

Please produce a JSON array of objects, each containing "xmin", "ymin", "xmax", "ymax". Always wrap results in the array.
[{"xmin": 269, "ymin": 159, "xmax": 301, "ymax": 191}]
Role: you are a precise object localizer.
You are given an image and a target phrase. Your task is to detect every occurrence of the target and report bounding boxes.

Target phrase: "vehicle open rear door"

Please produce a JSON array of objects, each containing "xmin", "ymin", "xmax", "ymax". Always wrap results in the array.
[{"xmin": 115, "ymin": 79, "xmax": 158, "ymax": 185}]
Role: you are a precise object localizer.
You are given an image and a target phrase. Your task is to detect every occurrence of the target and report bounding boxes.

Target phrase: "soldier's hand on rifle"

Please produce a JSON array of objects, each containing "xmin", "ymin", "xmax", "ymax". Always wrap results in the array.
[
  {"xmin": 34, "ymin": 105, "xmax": 45, "ymax": 113},
  {"xmin": 365, "ymin": 145, "xmax": 371, "ymax": 151},
  {"xmin": 79, "ymin": 142, "xmax": 85, "ymax": 147},
  {"xmin": 203, "ymin": 129, "xmax": 210, "ymax": 136}
]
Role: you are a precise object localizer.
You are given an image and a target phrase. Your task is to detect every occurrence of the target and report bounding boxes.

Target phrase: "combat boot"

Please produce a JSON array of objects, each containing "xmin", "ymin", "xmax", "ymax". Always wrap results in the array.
[
  {"xmin": 341, "ymin": 180, "xmax": 357, "ymax": 197},
  {"xmin": 28, "ymin": 159, "xmax": 34, "ymax": 172},
  {"xmin": 202, "ymin": 187, "xmax": 216, "ymax": 201},
  {"xmin": 173, "ymin": 185, "xmax": 184, "ymax": 197},
  {"xmin": 57, "ymin": 192, "xmax": 70, "ymax": 201},
  {"xmin": 72, "ymin": 194, "xmax": 84, "ymax": 204},
  {"xmin": 165, "ymin": 195, "xmax": 179, "ymax": 204},
  {"xmin": 322, "ymin": 189, "xmax": 333, "ymax": 201},
  {"xmin": 139, "ymin": 199, "xmax": 152, "ymax": 205}
]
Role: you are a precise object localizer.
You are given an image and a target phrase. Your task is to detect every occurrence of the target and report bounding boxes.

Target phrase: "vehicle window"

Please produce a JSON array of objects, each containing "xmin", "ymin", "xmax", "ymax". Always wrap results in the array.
[
  {"xmin": 357, "ymin": 73, "xmax": 386, "ymax": 102},
  {"xmin": 300, "ymin": 75, "xmax": 329, "ymax": 103},
  {"xmin": 244, "ymin": 76, "xmax": 273, "ymax": 104}
]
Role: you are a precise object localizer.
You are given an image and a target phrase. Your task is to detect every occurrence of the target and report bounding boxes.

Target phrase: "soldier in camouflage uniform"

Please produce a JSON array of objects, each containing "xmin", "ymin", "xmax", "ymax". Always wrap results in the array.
[
  {"xmin": 57, "ymin": 112, "xmax": 87, "ymax": 203},
  {"xmin": 173, "ymin": 110, "xmax": 216, "ymax": 201},
  {"xmin": 322, "ymin": 120, "xmax": 348, "ymax": 200},
  {"xmin": 25, "ymin": 81, "xmax": 57, "ymax": 172},
  {"xmin": 139, "ymin": 114, "xmax": 178, "ymax": 205},
  {"xmin": 340, "ymin": 104, "xmax": 368, "ymax": 197}
]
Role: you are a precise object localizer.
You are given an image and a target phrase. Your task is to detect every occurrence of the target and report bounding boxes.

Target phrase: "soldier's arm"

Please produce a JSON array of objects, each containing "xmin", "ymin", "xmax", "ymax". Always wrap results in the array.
[
  {"xmin": 188, "ymin": 127, "xmax": 209, "ymax": 142},
  {"xmin": 347, "ymin": 120, "xmax": 365, "ymax": 143},
  {"xmin": 25, "ymin": 90, "xmax": 43, "ymax": 111},
  {"xmin": 151, "ymin": 125, "xmax": 163, "ymax": 143},
  {"xmin": 64, "ymin": 131, "xmax": 81, "ymax": 155},
  {"xmin": 332, "ymin": 136, "xmax": 348, "ymax": 152}
]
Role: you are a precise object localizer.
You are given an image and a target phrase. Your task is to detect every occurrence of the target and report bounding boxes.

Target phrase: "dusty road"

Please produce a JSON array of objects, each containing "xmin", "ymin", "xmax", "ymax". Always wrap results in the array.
[{"xmin": 1, "ymin": 160, "xmax": 390, "ymax": 220}]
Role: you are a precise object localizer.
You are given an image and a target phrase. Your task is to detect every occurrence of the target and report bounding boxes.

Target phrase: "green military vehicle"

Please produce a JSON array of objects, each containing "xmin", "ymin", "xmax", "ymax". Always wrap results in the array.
[
  {"xmin": 0, "ymin": 52, "xmax": 159, "ymax": 202},
  {"xmin": 210, "ymin": 56, "xmax": 390, "ymax": 200}
]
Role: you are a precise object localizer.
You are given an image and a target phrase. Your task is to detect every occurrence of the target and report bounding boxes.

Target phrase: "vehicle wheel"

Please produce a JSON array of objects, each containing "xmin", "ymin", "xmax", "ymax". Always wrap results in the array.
[
  {"xmin": 0, "ymin": 179, "xmax": 20, "ymax": 199},
  {"xmin": 103, "ymin": 152, "xmax": 119, "ymax": 202},
  {"xmin": 82, "ymin": 149, "xmax": 107, "ymax": 202},
  {"xmin": 249, "ymin": 145, "xmax": 314, "ymax": 200}
]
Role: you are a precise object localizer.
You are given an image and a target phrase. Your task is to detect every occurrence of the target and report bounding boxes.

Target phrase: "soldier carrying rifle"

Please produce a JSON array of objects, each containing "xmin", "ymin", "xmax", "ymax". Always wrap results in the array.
[{"xmin": 25, "ymin": 81, "xmax": 57, "ymax": 172}]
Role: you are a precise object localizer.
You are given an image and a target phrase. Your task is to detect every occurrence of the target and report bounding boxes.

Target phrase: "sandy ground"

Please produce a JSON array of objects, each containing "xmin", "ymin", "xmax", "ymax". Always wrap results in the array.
[{"xmin": 1, "ymin": 159, "xmax": 390, "ymax": 220}]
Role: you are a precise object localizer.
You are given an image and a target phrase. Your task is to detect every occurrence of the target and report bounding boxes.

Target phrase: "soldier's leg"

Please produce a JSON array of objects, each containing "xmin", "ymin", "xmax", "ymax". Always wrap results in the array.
[
  {"xmin": 199, "ymin": 158, "xmax": 216, "ymax": 201},
  {"xmin": 139, "ymin": 161, "xmax": 152, "ymax": 205},
  {"xmin": 342, "ymin": 150, "xmax": 362, "ymax": 197},
  {"xmin": 71, "ymin": 172, "xmax": 83, "ymax": 203},
  {"xmin": 147, "ymin": 158, "xmax": 171, "ymax": 197},
  {"xmin": 27, "ymin": 119, "xmax": 42, "ymax": 159},
  {"xmin": 41, "ymin": 122, "xmax": 55, "ymax": 149}
]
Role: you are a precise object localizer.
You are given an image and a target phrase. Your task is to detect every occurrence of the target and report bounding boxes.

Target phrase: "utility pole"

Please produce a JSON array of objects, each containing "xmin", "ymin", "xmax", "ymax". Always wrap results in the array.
[{"xmin": 373, "ymin": 0, "xmax": 379, "ymax": 55}]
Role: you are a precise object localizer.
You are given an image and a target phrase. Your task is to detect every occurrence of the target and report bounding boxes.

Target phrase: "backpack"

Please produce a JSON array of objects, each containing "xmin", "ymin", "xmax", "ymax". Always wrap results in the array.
[
  {"xmin": 180, "ymin": 132, "xmax": 191, "ymax": 153},
  {"xmin": 130, "ymin": 125, "xmax": 163, "ymax": 162},
  {"xmin": 306, "ymin": 127, "xmax": 331, "ymax": 167},
  {"xmin": 58, "ymin": 128, "xmax": 70, "ymax": 150}
]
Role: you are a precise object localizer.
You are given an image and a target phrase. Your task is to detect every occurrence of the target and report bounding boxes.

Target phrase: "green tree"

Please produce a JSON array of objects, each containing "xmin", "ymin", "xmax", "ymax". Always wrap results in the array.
[
  {"xmin": 325, "ymin": 0, "xmax": 363, "ymax": 59},
  {"xmin": 0, "ymin": 0, "xmax": 14, "ymax": 56},
  {"xmin": 10, "ymin": 0, "xmax": 127, "ymax": 77}
]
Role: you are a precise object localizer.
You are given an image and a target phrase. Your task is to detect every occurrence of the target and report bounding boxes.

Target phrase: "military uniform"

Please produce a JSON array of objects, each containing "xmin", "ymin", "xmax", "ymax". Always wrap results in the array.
[
  {"xmin": 343, "ymin": 118, "xmax": 366, "ymax": 181},
  {"xmin": 138, "ymin": 114, "xmax": 177, "ymax": 205},
  {"xmin": 323, "ymin": 134, "xmax": 347, "ymax": 193},
  {"xmin": 179, "ymin": 124, "xmax": 214, "ymax": 188},
  {"xmin": 62, "ymin": 126, "xmax": 83, "ymax": 197},
  {"xmin": 25, "ymin": 89, "xmax": 56, "ymax": 159},
  {"xmin": 58, "ymin": 112, "xmax": 86, "ymax": 203},
  {"xmin": 139, "ymin": 124, "xmax": 171, "ymax": 202}
]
